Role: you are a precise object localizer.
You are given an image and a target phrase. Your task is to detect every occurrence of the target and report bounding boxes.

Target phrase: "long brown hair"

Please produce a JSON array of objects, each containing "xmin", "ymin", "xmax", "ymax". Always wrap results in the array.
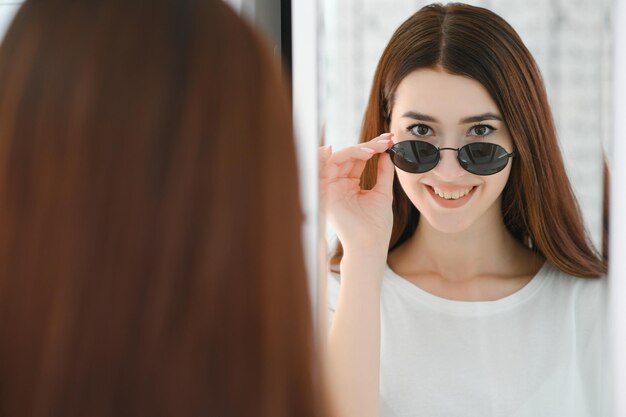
[
  {"xmin": 0, "ymin": 1, "xmax": 323, "ymax": 416},
  {"xmin": 331, "ymin": 3, "xmax": 607, "ymax": 277}
]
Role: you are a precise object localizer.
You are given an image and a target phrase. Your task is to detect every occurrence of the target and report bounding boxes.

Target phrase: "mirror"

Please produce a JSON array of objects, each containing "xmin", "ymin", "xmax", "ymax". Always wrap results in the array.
[{"xmin": 319, "ymin": 1, "xmax": 612, "ymax": 416}]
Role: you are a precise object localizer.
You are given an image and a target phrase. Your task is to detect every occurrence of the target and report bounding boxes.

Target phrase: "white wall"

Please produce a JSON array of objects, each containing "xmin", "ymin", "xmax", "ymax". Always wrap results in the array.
[{"xmin": 0, "ymin": 1, "xmax": 22, "ymax": 40}]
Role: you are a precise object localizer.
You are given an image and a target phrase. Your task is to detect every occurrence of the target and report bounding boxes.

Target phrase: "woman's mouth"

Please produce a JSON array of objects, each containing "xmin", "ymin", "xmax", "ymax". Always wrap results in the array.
[
  {"xmin": 431, "ymin": 186, "xmax": 474, "ymax": 200},
  {"xmin": 425, "ymin": 185, "xmax": 477, "ymax": 208}
]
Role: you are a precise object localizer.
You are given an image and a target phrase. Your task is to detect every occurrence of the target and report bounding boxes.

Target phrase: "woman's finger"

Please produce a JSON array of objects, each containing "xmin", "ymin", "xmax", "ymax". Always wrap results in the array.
[
  {"xmin": 319, "ymin": 144, "xmax": 332, "ymax": 166},
  {"xmin": 346, "ymin": 134, "xmax": 394, "ymax": 179},
  {"xmin": 326, "ymin": 144, "xmax": 380, "ymax": 166},
  {"xmin": 319, "ymin": 145, "xmax": 333, "ymax": 177},
  {"xmin": 326, "ymin": 133, "xmax": 394, "ymax": 166},
  {"xmin": 321, "ymin": 133, "xmax": 395, "ymax": 183},
  {"xmin": 372, "ymin": 150, "xmax": 395, "ymax": 198}
]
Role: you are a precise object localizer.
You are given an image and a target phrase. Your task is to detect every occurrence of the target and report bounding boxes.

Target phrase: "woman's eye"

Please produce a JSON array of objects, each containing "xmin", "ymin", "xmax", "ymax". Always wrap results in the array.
[
  {"xmin": 469, "ymin": 124, "xmax": 496, "ymax": 137},
  {"xmin": 408, "ymin": 124, "xmax": 434, "ymax": 136}
]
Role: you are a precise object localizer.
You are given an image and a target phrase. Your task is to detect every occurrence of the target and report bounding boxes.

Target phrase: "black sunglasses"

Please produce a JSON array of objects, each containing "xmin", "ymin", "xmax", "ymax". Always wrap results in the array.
[{"xmin": 386, "ymin": 140, "xmax": 515, "ymax": 176}]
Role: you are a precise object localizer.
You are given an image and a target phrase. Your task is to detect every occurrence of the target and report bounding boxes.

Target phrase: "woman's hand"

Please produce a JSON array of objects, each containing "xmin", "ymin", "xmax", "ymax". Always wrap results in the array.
[{"xmin": 320, "ymin": 133, "xmax": 396, "ymax": 253}]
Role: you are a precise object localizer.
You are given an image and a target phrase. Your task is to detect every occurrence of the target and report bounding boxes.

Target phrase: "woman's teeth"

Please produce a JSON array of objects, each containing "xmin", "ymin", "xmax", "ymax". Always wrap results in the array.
[{"xmin": 432, "ymin": 186, "xmax": 473, "ymax": 200}]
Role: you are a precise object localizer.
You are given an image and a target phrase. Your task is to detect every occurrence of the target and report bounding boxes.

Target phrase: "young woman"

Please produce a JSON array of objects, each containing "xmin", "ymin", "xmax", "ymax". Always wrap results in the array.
[
  {"xmin": 321, "ymin": 3, "xmax": 609, "ymax": 417},
  {"xmin": 0, "ymin": 1, "xmax": 324, "ymax": 416}
]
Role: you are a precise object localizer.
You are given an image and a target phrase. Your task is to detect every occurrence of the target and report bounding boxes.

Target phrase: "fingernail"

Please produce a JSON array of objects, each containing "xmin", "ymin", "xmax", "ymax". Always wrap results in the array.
[
  {"xmin": 360, "ymin": 147, "xmax": 375, "ymax": 154},
  {"xmin": 381, "ymin": 132, "xmax": 394, "ymax": 138}
]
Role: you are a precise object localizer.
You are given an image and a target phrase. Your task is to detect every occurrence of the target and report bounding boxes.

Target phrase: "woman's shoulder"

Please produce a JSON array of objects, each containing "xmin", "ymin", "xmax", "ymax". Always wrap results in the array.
[
  {"xmin": 543, "ymin": 261, "xmax": 607, "ymax": 291},
  {"xmin": 542, "ymin": 261, "xmax": 608, "ymax": 315}
]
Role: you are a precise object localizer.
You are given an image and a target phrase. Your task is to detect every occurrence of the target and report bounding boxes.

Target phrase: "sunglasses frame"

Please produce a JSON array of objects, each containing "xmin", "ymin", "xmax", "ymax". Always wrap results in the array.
[{"xmin": 386, "ymin": 140, "xmax": 515, "ymax": 176}]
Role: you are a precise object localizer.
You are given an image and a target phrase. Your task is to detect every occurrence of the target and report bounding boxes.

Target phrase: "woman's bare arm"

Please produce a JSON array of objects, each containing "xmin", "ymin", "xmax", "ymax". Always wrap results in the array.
[
  {"xmin": 327, "ymin": 248, "xmax": 387, "ymax": 417},
  {"xmin": 320, "ymin": 138, "xmax": 395, "ymax": 417}
]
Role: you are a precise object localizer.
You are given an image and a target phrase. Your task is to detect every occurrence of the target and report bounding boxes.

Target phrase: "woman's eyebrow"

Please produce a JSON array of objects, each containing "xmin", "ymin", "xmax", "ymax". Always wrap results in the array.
[
  {"xmin": 400, "ymin": 111, "xmax": 502, "ymax": 124},
  {"xmin": 400, "ymin": 111, "xmax": 438, "ymax": 122},
  {"xmin": 459, "ymin": 112, "xmax": 503, "ymax": 123}
]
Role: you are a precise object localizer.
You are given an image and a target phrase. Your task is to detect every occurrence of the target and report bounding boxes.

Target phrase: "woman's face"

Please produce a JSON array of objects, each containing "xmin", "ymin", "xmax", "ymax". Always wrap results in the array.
[{"xmin": 389, "ymin": 68, "xmax": 514, "ymax": 234}]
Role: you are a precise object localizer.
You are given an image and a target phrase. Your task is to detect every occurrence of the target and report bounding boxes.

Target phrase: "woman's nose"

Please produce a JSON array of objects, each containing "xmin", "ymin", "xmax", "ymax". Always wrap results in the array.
[{"xmin": 431, "ymin": 148, "xmax": 466, "ymax": 179}]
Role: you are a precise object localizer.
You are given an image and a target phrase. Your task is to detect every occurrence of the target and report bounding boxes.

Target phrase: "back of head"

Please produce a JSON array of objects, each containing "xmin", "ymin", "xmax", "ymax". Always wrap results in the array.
[
  {"xmin": 0, "ymin": 1, "xmax": 320, "ymax": 416},
  {"xmin": 331, "ymin": 2, "xmax": 606, "ymax": 277}
]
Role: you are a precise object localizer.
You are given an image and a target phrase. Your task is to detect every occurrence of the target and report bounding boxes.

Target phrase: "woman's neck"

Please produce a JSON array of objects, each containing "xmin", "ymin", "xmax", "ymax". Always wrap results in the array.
[{"xmin": 388, "ymin": 210, "xmax": 542, "ymax": 285}]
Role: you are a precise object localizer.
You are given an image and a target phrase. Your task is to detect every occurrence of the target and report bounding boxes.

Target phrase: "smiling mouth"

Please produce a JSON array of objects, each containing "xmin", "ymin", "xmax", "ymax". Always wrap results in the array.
[{"xmin": 428, "ymin": 185, "xmax": 476, "ymax": 200}]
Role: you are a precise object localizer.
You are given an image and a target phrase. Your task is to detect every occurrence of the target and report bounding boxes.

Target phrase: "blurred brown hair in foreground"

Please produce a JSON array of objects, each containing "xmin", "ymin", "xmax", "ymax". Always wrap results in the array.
[{"xmin": 0, "ymin": 1, "xmax": 323, "ymax": 416}]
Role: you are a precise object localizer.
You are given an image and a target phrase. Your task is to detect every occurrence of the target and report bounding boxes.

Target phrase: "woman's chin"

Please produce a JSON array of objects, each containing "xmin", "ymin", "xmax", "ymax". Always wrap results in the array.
[{"xmin": 418, "ymin": 212, "xmax": 476, "ymax": 235}]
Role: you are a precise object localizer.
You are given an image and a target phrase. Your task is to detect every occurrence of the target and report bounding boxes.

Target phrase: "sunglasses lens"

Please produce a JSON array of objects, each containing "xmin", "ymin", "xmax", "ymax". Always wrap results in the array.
[
  {"xmin": 458, "ymin": 143, "xmax": 511, "ymax": 175},
  {"xmin": 388, "ymin": 141, "xmax": 439, "ymax": 173}
]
